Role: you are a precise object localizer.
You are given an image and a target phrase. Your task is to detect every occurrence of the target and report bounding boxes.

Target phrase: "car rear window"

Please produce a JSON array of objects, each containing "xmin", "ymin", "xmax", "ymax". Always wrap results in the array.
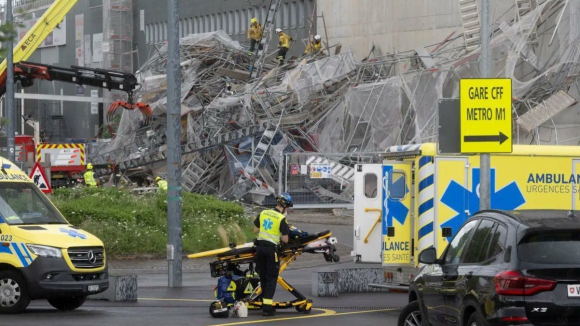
[{"xmin": 518, "ymin": 231, "xmax": 580, "ymax": 264}]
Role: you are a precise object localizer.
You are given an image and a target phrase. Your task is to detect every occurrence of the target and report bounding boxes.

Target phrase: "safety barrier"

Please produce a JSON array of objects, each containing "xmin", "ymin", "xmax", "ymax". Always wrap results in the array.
[{"xmin": 283, "ymin": 152, "xmax": 382, "ymax": 208}]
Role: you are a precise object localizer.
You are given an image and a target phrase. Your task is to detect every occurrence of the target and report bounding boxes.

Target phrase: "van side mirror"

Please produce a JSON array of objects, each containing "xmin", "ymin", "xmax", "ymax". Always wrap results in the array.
[{"xmin": 418, "ymin": 248, "xmax": 438, "ymax": 265}]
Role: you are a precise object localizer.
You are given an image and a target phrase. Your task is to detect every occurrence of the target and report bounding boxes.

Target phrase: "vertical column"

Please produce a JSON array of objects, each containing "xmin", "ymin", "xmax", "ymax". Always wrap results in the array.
[
  {"xmin": 6, "ymin": 0, "xmax": 14, "ymax": 162},
  {"xmin": 167, "ymin": 0, "xmax": 183, "ymax": 288},
  {"xmin": 479, "ymin": 0, "xmax": 491, "ymax": 210}
]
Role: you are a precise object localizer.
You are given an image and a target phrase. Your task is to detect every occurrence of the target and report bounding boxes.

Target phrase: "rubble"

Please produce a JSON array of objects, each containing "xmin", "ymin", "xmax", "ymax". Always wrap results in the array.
[{"xmin": 89, "ymin": 0, "xmax": 580, "ymax": 206}]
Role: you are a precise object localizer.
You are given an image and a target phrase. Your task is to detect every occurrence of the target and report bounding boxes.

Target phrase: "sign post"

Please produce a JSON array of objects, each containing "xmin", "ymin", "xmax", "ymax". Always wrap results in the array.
[{"xmin": 480, "ymin": 0, "xmax": 492, "ymax": 211}]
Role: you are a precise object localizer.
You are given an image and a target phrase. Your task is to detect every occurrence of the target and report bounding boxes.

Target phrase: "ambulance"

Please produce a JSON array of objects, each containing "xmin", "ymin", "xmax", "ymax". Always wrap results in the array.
[
  {"xmin": 352, "ymin": 143, "xmax": 580, "ymax": 285},
  {"xmin": 0, "ymin": 160, "xmax": 108, "ymax": 314}
]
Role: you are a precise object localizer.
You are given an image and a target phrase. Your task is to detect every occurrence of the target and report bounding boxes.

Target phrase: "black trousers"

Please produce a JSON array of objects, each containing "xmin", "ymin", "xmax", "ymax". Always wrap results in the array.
[
  {"xmin": 249, "ymin": 39, "xmax": 263, "ymax": 53},
  {"xmin": 255, "ymin": 245, "xmax": 279, "ymax": 310},
  {"xmin": 278, "ymin": 47, "xmax": 288, "ymax": 63}
]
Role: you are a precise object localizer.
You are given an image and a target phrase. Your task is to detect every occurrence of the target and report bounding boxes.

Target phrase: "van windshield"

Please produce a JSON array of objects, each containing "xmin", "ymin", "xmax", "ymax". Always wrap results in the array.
[{"xmin": 0, "ymin": 182, "xmax": 67, "ymax": 225}]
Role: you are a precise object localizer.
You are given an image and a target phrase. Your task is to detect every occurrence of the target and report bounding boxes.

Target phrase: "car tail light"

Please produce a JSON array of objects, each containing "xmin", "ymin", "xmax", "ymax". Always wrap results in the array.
[{"xmin": 495, "ymin": 270, "xmax": 557, "ymax": 296}]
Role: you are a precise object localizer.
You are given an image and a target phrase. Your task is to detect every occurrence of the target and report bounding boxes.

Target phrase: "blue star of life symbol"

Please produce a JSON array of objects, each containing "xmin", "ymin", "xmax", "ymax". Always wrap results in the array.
[
  {"xmin": 60, "ymin": 228, "xmax": 87, "ymax": 240},
  {"xmin": 440, "ymin": 168, "xmax": 526, "ymax": 241},
  {"xmin": 382, "ymin": 168, "xmax": 410, "ymax": 234},
  {"xmin": 262, "ymin": 218, "xmax": 273, "ymax": 231}
]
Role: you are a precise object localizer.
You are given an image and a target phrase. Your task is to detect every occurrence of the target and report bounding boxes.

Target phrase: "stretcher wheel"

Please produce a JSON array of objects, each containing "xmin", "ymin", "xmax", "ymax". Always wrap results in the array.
[
  {"xmin": 209, "ymin": 301, "xmax": 229, "ymax": 318},
  {"xmin": 296, "ymin": 300, "xmax": 313, "ymax": 314}
]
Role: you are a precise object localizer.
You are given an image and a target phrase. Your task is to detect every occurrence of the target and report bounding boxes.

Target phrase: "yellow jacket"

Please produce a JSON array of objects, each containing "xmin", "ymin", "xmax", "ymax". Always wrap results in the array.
[
  {"xmin": 278, "ymin": 32, "xmax": 291, "ymax": 49},
  {"xmin": 304, "ymin": 41, "xmax": 323, "ymax": 55},
  {"xmin": 248, "ymin": 24, "xmax": 263, "ymax": 41}
]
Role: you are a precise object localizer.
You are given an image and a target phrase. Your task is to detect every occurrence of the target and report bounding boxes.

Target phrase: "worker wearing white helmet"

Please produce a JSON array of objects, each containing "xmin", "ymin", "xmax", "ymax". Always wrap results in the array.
[
  {"xmin": 247, "ymin": 18, "xmax": 263, "ymax": 56},
  {"xmin": 276, "ymin": 28, "xmax": 294, "ymax": 65},
  {"xmin": 304, "ymin": 34, "xmax": 325, "ymax": 56}
]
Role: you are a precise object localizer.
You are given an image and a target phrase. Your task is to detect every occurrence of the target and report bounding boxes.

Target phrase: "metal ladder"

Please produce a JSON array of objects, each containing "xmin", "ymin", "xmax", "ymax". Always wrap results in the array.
[
  {"xmin": 181, "ymin": 150, "xmax": 224, "ymax": 193},
  {"xmin": 459, "ymin": 0, "xmax": 481, "ymax": 52},
  {"xmin": 515, "ymin": 0, "xmax": 539, "ymax": 46},
  {"xmin": 249, "ymin": 0, "xmax": 283, "ymax": 79},
  {"xmin": 244, "ymin": 113, "xmax": 283, "ymax": 175}
]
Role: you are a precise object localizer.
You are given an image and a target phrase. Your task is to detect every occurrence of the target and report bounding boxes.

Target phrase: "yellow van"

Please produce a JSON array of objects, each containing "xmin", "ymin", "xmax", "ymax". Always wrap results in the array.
[{"xmin": 0, "ymin": 161, "xmax": 108, "ymax": 314}]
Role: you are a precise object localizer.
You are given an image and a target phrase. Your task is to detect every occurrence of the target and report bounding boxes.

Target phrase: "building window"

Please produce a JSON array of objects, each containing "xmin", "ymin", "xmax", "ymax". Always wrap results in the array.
[
  {"xmin": 227, "ymin": 12, "xmax": 233, "ymax": 34},
  {"xmin": 145, "ymin": 24, "xmax": 150, "ymax": 43},
  {"xmin": 283, "ymin": 3, "xmax": 289, "ymax": 29},
  {"xmin": 291, "ymin": 1, "xmax": 298, "ymax": 28},
  {"xmin": 154, "ymin": 23, "xmax": 159, "ymax": 42},
  {"xmin": 261, "ymin": 5, "xmax": 267, "ymax": 25},
  {"xmin": 205, "ymin": 15, "xmax": 210, "ymax": 32},
  {"xmin": 194, "ymin": 17, "xmax": 199, "ymax": 33},
  {"xmin": 298, "ymin": 1, "xmax": 306, "ymax": 27},
  {"xmin": 163, "ymin": 22, "xmax": 167, "ymax": 40},
  {"xmin": 234, "ymin": 11, "xmax": 240, "ymax": 34}
]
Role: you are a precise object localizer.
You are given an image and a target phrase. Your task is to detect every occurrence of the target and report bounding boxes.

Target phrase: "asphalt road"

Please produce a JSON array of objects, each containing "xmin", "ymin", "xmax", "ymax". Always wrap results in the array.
[
  {"xmin": 6, "ymin": 286, "xmax": 404, "ymax": 326},
  {"xmin": 3, "ymin": 221, "xmax": 403, "ymax": 326}
]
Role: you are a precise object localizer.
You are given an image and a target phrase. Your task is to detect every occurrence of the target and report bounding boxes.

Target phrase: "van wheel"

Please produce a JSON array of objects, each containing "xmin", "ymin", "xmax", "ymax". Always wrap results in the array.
[
  {"xmin": 398, "ymin": 301, "xmax": 422, "ymax": 326},
  {"xmin": 47, "ymin": 296, "xmax": 87, "ymax": 311},
  {"xmin": 0, "ymin": 270, "xmax": 31, "ymax": 314}
]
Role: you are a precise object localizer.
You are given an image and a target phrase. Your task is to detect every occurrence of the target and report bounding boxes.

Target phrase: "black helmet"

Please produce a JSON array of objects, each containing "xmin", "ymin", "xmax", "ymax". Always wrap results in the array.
[{"xmin": 276, "ymin": 193, "xmax": 293, "ymax": 208}]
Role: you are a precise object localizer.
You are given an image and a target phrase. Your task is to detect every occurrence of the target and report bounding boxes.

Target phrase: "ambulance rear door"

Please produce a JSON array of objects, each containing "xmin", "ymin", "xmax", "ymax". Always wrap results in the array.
[
  {"xmin": 382, "ymin": 162, "xmax": 413, "ymax": 267},
  {"xmin": 353, "ymin": 164, "xmax": 383, "ymax": 263}
]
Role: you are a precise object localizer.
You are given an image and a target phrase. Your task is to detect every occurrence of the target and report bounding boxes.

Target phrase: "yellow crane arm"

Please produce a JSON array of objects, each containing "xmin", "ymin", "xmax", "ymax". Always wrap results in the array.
[{"xmin": 0, "ymin": 0, "xmax": 78, "ymax": 77}]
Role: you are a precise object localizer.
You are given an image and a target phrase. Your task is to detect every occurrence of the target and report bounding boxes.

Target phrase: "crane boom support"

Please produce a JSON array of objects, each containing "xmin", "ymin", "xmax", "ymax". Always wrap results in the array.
[{"xmin": 0, "ymin": 0, "xmax": 78, "ymax": 77}]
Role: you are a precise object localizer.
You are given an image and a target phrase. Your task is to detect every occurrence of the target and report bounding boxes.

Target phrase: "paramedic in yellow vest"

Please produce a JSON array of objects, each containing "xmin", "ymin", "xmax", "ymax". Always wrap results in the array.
[
  {"xmin": 84, "ymin": 163, "xmax": 98, "ymax": 188},
  {"xmin": 253, "ymin": 193, "xmax": 292, "ymax": 316},
  {"xmin": 304, "ymin": 35, "xmax": 325, "ymax": 56},
  {"xmin": 276, "ymin": 28, "xmax": 293, "ymax": 65},
  {"xmin": 155, "ymin": 176, "xmax": 168, "ymax": 191},
  {"xmin": 247, "ymin": 18, "xmax": 263, "ymax": 56}
]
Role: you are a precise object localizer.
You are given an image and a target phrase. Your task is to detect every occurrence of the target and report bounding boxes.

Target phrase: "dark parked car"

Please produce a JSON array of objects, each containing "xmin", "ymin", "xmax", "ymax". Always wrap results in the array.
[{"xmin": 399, "ymin": 209, "xmax": 580, "ymax": 326}]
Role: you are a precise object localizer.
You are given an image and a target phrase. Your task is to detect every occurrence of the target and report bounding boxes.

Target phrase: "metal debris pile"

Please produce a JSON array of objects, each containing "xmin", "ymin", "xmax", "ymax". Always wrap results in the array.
[{"xmin": 89, "ymin": 0, "xmax": 580, "ymax": 206}]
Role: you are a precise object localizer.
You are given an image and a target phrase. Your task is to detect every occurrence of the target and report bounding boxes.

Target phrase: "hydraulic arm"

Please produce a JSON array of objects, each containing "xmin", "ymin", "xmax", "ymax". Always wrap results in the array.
[
  {"xmin": 0, "ymin": 0, "xmax": 151, "ymax": 121},
  {"xmin": 3, "ymin": 61, "xmax": 153, "ymax": 122},
  {"xmin": 0, "ymin": 0, "xmax": 78, "ymax": 82}
]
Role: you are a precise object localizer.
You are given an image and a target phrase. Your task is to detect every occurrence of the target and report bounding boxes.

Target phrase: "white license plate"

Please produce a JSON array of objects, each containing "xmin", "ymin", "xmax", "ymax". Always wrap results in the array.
[
  {"xmin": 88, "ymin": 285, "xmax": 99, "ymax": 292},
  {"xmin": 567, "ymin": 285, "xmax": 580, "ymax": 297}
]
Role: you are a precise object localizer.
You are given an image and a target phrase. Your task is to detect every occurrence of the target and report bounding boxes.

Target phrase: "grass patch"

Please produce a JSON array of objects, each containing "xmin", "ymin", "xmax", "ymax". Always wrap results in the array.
[{"xmin": 51, "ymin": 187, "xmax": 255, "ymax": 258}]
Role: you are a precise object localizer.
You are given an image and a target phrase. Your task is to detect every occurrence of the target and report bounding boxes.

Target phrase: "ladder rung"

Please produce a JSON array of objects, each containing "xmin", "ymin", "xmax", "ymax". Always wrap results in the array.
[{"xmin": 462, "ymin": 12, "xmax": 479, "ymax": 20}]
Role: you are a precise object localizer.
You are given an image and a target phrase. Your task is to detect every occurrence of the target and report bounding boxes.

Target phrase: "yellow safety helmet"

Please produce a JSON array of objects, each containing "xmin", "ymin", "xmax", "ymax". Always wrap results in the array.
[
  {"xmin": 251, "ymin": 18, "xmax": 257, "ymax": 24},
  {"xmin": 156, "ymin": 176, "xmax": 161, "ymax": 182},
  {"xmin": 87, "ymin": 163, "xmax": 93, "ymax": 170}
]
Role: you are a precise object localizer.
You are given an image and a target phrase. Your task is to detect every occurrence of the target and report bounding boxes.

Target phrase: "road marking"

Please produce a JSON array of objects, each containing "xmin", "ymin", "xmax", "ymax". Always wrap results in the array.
[
  {"xmin": 139, "ymin": 297, "xmax": 215, "ymax": 302},
  {"xmin": 209, "ymin": 308, "xmax": 396, "ymax": 326}
]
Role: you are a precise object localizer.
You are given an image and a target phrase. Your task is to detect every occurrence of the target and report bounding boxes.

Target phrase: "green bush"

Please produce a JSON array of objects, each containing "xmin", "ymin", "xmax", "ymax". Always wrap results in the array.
[{"xmin": 51, "ymin": 187, "xmax": 255, "ymax": 258}]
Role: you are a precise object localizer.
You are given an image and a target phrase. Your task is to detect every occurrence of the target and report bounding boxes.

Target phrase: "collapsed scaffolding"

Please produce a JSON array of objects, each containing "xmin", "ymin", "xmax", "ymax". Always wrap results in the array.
[{"xmin": 89, "ymin": 0, "xmax": 580, "ymax": 206}]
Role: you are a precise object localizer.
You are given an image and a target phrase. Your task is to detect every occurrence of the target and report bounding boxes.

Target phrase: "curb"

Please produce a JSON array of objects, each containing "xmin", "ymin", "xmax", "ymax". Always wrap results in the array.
[{"xmin": 108, "ymin": 255, "xmax": 354, "ymax": 275}]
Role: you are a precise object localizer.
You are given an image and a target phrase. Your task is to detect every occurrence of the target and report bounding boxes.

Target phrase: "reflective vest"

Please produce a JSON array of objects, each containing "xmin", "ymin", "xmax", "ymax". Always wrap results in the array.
[
  {"xmin": 157, "ymin": 180, "xmax": 168, "ymax": 191},
  {"xmin": 304, "ymin": 41, "xmax": 322, "ymax": 55},
  {"xmin": 278, "ymin": 33, "xmax": 291, "ymax": 49},
  {"xmin": 247, "ymin": 23, "xmax": 263, "ymax": 41},
  {"xmin": 257, "ymin": 210, "xmax": 285, "ymax": 245},
  {"xmin": 84, "ymin": 171, "xmax": 97, "ymax": 187}
]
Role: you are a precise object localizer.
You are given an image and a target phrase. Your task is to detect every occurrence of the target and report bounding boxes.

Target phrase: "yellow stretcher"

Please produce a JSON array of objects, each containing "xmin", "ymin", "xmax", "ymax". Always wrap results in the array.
[{"xmin": 188, "ymin": 229, "xmax": 340, "ymax": 317}]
